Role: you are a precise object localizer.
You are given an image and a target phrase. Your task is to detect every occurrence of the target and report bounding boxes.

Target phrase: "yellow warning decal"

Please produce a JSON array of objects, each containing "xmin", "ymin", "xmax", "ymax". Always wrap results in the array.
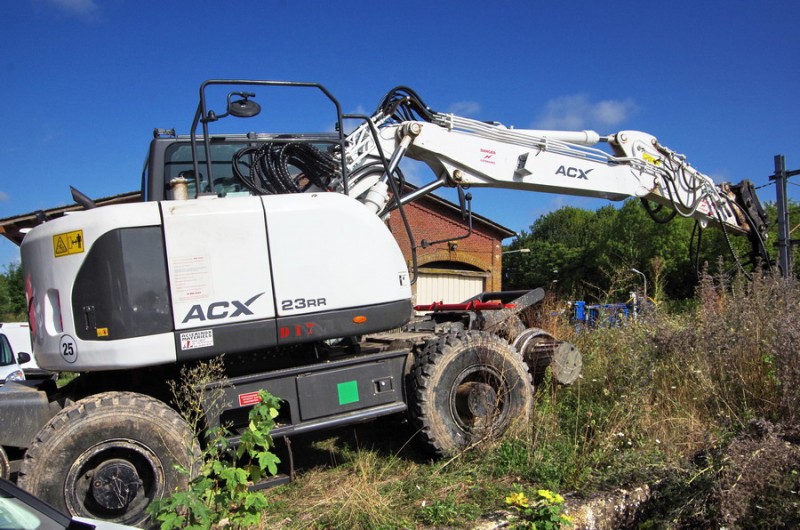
[
  {"xmin": 96, "ymin": 328, "xmax": 109, "ymax": 337},
  {"xmin": 642, "ymin": 152, "xmax": 661, "ymax": 166},
  {"xmin": 53, "ymin": 230, "xmax": 85, "ymax": 258}
]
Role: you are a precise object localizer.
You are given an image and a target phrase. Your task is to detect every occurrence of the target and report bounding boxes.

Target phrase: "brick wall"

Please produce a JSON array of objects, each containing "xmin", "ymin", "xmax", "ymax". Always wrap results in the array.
[{"xmin": 386, "ymin": 197, "xmax": 507, "ymax": 292}]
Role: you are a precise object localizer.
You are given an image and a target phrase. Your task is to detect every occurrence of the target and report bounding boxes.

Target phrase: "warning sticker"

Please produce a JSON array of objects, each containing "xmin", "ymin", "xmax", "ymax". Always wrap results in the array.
[
  {"xmin": 53, "ymin": 230, "xmax": 85, "ymax": 258},
  {"xmin": 238, "ymin": 391, "xmax": 262, "ymax": 407},
  {"xmin": 180, "ymin": 329, "xmax": 214, "ymax": 350}
]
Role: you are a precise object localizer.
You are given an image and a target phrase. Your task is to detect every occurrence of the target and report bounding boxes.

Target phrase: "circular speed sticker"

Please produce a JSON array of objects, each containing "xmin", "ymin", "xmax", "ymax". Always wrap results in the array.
[{"xmin": 60, "ymin": 334, "xmax": 78, "ymax": 364}]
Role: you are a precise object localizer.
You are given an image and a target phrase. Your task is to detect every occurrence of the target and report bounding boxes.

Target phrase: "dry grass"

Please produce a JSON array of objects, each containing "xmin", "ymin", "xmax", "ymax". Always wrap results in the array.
[
  {"xmin": 251, "ymin": 273, "xmax": 800, "ymax": 529},
  {"xmin": 270, "ymin": 450, "xmax": 400, "ymax": 528}
]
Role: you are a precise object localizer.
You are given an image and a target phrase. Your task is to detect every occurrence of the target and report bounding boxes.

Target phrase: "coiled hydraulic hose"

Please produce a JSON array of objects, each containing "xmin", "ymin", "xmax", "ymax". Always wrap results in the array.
[{"xmin": 232, "ymin": 142, "xmax": 339, "ymax": 195}]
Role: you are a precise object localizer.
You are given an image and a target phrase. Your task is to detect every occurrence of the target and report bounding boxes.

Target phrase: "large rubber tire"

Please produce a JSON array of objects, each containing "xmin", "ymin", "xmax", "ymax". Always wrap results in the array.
[
  {"xmin": 18, "ymin": 391, "xmax": 200, "ymax": 527},
  {"xmin": 410, "ymin": 331, "xmax": 533, "ymax": 457}
]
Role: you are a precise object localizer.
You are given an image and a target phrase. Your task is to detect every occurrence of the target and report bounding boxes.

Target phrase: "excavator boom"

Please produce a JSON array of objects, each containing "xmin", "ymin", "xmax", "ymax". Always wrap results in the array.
[{"xmin": 342, "ymin": 99, "xmax": 767, "ymax": 246}]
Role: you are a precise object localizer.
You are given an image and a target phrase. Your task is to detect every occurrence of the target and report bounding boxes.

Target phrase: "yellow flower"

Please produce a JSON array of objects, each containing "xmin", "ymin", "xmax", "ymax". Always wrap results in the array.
[
  {"xmin": 537, "ymin": 489, "xmax": 564, "ymax": 504},
  {"xmin": 505, "ymin": 491, "xmax": 529, "ymax": 508}
]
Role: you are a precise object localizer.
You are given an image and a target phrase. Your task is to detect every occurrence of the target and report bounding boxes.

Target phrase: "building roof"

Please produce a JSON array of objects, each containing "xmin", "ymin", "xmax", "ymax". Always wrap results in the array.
[
  {"xmin": 407, "ymin": 189, "xmax": 516, "ymax": 240},
  {"xmin": 0, "ymin": 191, "xmax": 141, "ymax": 246}
]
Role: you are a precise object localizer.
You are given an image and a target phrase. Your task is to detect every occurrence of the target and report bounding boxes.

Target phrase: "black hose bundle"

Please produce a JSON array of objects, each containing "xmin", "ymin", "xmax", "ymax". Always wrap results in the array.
[
  {"xmin": 375, "ymin": 86, "xmax": 436, "ymax": 124},
  {"xmin": 232, "ymin": 142, "xmax": 339, "ymax": 195},
  {"xmin": 641, "ymin": 198, "xmax": 678, "ymax": 224}
]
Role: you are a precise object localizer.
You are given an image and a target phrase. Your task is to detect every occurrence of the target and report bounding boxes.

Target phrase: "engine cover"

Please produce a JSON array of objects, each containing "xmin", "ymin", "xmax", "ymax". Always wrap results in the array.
[{"xmin": 21, "ymin": 194, "xmax": 412, "ymax": 371}]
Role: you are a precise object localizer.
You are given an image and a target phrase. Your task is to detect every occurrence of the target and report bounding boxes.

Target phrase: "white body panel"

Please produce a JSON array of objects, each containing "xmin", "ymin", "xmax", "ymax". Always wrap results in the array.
[
  {"xmin": 21, "ymin": 193, "xmax": 411, "ymax": 371},
  {"xmin": 265, "ymin": 193, "xmax": 411, "ymax": 316},
  {"xmin": 21, "ymin": 203, "xmax": 178, "ymax": 371},
  {"xmin": 162, "ymin": 196, "xmax": 275, "ymax": 330}
]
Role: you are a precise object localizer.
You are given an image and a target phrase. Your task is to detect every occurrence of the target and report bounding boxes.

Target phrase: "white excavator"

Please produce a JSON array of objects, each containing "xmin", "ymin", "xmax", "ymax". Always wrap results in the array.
[{"xmin": 2, "ymin": 80, "xmax": 768, "ymax": 525}]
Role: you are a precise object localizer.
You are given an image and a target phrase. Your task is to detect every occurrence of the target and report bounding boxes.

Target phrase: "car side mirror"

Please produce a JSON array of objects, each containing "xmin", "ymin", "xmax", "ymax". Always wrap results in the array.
[{"xmin": 17, "ymin": 352, "xmax": 31, "ymax": 365}]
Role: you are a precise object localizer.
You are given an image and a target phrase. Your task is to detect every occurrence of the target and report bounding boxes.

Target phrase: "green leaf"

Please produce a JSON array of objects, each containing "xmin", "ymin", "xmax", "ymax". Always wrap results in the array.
[
  {"xmin": 244, "ymin": 492, "xmax": 268, "ymax": 510},
  {"xmin": 157, "ymin": 511, "xmax": 184, "ymax": 530},
  {"xmin": 258, "ymin": 451, "xmax": 281, "ymax": 476}
]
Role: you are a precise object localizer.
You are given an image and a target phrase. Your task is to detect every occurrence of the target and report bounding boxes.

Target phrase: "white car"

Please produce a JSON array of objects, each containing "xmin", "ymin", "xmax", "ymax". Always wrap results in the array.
[
  {"xmin": 0, "ymin": 336, "xmax": 27, "ymax": 384},
  {"xmin": 0, "ymin": 323, "xmax": 34, "ymax": 384},
  {"xmin": 0, "ymin": 477, "xmax": 140, "ymax": 530}
]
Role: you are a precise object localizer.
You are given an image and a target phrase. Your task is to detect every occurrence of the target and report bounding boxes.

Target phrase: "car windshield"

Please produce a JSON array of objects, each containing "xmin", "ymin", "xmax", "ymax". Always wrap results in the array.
[
  {"xmin": 0, "ymin": 494, "xmax": 64, "ymax": 530},
  {"xmin": 0, "ymin": 336, "xmax": 13, "ymax": 367}
]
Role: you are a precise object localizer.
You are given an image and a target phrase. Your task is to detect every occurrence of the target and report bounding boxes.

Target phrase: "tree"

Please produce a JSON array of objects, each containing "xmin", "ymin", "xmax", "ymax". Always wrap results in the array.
[
  {"xmin": 503, "ymin": 206, "xmax": 611, "ymax": 298},
  {"xmin": 503, "ymin": 197, "xmax": 772, "ymax": 302},
  {"xmin": 0, "ymin": 262, "xmax": 25, "ymax": 321}
]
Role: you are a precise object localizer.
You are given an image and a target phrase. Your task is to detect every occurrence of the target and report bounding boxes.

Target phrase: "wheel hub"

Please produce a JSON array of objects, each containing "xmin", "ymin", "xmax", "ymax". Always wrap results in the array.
[
  {"xmin": 65, "ymin": 438, "xmax": 164, "ymax": 523},
  {"xmin": 457, "ymin": 381, "xmax": 498, "ymax": 418},
  {"xmin": 90, "ymin": 459, "xmax": 141, "ymax": 511}
]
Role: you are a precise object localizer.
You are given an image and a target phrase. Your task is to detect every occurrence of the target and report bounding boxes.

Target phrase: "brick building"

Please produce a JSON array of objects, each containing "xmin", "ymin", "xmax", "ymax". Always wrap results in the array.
[{"xmin": 386, "ymin": 192, "xmax": 515, "ymax": 306}]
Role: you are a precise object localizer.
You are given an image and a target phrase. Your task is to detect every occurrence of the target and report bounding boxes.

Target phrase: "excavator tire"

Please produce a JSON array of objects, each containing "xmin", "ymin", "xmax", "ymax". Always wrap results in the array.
[
  {"xmin": 513, "ymin": 328, "xmax": 583, "ymax": 386},
  {"xmin": 410, "ymin": 330, "xmax": 533, "ymax": 457},
  {"xmin": 18, "ymin": 391, "xmax": 200, "ymax": 527}
]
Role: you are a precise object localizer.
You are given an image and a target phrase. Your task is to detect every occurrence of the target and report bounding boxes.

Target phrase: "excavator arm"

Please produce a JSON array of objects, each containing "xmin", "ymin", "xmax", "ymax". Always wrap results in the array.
[{"xmin": 342, "ymin": 95, "xmax": 768, "ymax": 248}]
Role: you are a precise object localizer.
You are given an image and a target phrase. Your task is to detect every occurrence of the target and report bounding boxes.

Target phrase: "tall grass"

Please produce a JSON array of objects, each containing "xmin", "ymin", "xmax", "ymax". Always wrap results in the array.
[{"xmin": 259, "ymin": 273, "xmax": 800, "ymax": 529}]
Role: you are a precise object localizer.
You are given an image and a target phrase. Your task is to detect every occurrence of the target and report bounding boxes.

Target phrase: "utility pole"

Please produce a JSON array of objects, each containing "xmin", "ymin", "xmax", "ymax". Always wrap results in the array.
[{"xmin": 770, "ymin": 155, "xmax": 800, "ymax": 278}]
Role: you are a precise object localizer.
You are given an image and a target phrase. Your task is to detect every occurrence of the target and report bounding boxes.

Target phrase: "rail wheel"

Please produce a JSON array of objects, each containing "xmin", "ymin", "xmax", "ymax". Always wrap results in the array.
[
  {"xmin": 19, "ymin": 391, "xmax": 199, "ymax": 527},
  {"xmin": 410, "ymin": 330, "xmax": 533, "ymax": 456},
  {"xmin": 513, "ymin": 328, "xmax": 582, "ymax": 385}
]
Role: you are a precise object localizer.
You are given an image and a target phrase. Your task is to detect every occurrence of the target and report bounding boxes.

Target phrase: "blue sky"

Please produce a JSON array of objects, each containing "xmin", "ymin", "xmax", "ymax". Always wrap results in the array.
[{"xmin": 2, "ymin": 0, "xmax": 799, "ymax": 268}]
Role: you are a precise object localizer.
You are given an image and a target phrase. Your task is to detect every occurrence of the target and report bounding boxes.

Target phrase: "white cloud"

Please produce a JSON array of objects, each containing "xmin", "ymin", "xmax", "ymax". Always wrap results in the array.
[
  {"xmin": 533, "ymin": 94, "xmax": 636, "ymax": 130},
  {"xmin": 46, "ymin": 0, "xmax": 100, "ymax": 20},
  {"xmin": 0, "ymin": 191, "xmax": 8, "ymax": 202},
  {"xmin": 447, "ymin": 101, "xmax": 481, "ymax": 117}
]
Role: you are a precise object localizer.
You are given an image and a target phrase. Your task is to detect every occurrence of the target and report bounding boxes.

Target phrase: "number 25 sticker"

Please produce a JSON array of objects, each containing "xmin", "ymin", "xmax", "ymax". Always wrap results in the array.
[{"xmin": 60, "ymin": 335, "xmax": 78, "ymax": 364}]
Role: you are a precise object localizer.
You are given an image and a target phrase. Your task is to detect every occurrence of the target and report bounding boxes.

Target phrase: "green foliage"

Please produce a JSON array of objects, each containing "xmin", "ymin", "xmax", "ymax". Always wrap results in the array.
[
  {"xmin": 148, "ymin": 388, "xmax": 281, "ymax": 530},
  {"xmin": 0, "ymin": 262, "xmax": 25, "ymax": 320},
  {"xmin": 211, "ymin": 274, "xmax": 800, "ymax": 529},
  {"xmin": 504, "ymin": 487, "xmax": 573, "ymax": 529},
  {"xmin": 418, "ymin": 496, "xmax": 481, "ymax": 526},
  {"xmin": 505, "ymin": 206, "xmax": 610, "ymax": 298},
  {"xmin": 503, "ymin": 198, "xmax": 796, "ymax": 301}
]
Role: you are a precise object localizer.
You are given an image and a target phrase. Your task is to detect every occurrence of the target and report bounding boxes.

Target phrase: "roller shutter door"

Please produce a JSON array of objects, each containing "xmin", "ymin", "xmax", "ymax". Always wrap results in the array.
[{"xmin": 416, "ymin": 271, "xmax": 485, "ymax": 306}]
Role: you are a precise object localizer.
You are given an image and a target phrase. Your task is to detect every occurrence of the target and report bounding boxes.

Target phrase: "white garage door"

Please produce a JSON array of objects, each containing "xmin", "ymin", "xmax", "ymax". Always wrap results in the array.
[{"xmin": 416, "ymin": 271, "xmax": 485, "ymax": 306}]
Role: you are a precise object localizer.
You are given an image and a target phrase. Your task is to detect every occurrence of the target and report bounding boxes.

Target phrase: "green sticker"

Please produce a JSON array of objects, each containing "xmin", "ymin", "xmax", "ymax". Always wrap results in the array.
[{"xmin": 337, "ymin": 380, "xmax": 359, "ymax": 405}]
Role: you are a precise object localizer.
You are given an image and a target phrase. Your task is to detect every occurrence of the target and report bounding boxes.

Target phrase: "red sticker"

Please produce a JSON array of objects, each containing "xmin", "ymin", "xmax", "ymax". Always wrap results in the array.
[{"xmin": 238, "ymin": 391, "xmax": 262, "ymax": 407}]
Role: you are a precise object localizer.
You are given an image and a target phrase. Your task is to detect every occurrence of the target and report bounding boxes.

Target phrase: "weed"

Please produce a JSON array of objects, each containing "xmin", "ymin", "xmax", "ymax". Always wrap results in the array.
[
  {"xmin": 418, "ymin": 496, "xmax": 481, "ymax": 526},
  {"xmin": 147, "ymin": 361, "xmax": 281, "ymax": 530},
  {"xmin": 154, "ymin": 273, "xmax": 800, "ymax": 528},
  {"xmin": 504, "ymin": 486, "xmax": 573, "ymax": 529}
]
